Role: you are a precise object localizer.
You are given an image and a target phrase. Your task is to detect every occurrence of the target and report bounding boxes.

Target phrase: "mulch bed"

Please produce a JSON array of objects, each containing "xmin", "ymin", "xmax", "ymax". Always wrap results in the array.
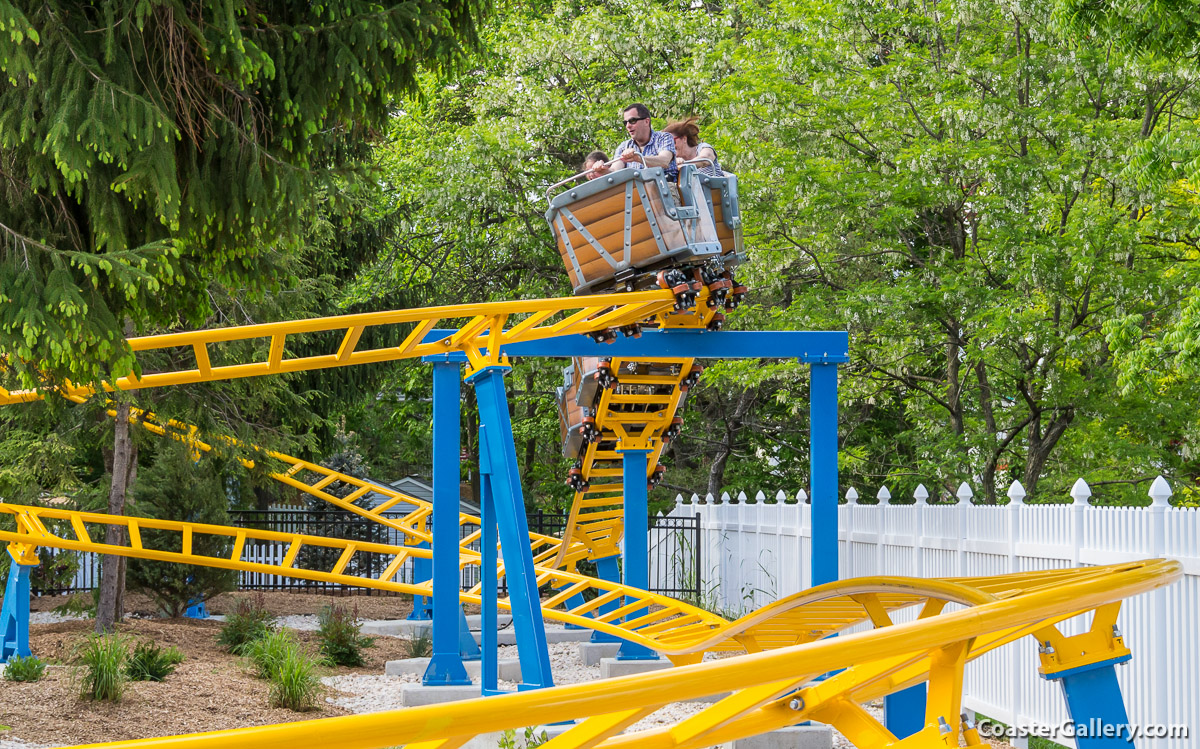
[{"xmin": 1, "ymin": 592, "xmax": 428, "ymax": 747}]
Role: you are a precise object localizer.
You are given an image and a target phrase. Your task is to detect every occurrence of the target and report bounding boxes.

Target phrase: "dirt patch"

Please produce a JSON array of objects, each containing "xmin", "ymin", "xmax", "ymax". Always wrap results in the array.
[
  {"xmin": 1, "ymin": 610, "xmax": 425, "ymax": 746},
  {"xmin": 26, "ymin": 589, "xmax": 428, "ymax": 620}
]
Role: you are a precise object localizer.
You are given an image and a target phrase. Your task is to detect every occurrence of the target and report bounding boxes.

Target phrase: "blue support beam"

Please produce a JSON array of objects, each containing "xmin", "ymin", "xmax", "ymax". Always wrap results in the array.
[
  {"xmin": 423, "ymin": 329, "xmax": 848, "ymax": 363},
  {"xmin": 1045, "ymin": 657, "xmax": 1136, "ymax": 748},
  {"xmin": 1, "ymin": 552, "xmax": 33, "ymax": 662},
  {"xmin": 883, "ymin": 684, "xmax": 927, "ymax": 739},
  {"xmin": 588, "ymin": 555, "xmax": 623, "ymax": 644},
  {"xmin": 479, "ymin": 445, "xmax": 502, "ymax": 696},
  {"xmin": 469, "ymin": 365, "xmax": 554, "ymax": 690},
  {"xmin": 616, "ymin": 447, "xmax": 657, "ymax": 660},
  {"xmin": 407, "ymin": 541, "xmax": 433, "ymax": 621},
  {"xmin": 422, "ymin": 360, "xmax": 472, "ymax": 686},
  {"xmin": 810, "ymin": 362, "xmax": 839, "ymax": 587}
]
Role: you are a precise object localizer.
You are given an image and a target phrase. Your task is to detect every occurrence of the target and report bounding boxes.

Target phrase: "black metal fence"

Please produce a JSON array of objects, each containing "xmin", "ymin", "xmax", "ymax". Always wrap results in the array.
[{"xmin": 26, "ymin": 511, "xmax": 702, "ymax": 602}]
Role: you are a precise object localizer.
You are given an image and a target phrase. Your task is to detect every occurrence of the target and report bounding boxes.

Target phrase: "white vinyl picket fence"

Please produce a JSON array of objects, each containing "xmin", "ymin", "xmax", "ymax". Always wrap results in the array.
[{"xmin": 652, "ymin": 477, "xmax": 1198, "ymax": 748}]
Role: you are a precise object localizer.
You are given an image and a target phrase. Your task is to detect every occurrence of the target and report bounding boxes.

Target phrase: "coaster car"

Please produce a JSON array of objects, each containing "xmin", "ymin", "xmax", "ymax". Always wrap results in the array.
[{"xmin": 545, "ymin": 161, "xmax": 728, "ymax": 296}]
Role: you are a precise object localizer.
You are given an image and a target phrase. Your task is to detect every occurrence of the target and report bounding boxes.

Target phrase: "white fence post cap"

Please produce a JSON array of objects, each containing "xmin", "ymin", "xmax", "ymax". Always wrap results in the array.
[
  {"xmin": 956, "ymin": 482, "xmax": 974, "ymax": 503},
  {"xmin": 1007, "ymin": 481, "xmax": 1027, "ymax": 504},
  {"xmin": 704, "ymin": 493, "xmax": 715, "ymax": 504},
  {"xmin": 914, "ymin": 484, "xmax": 930, "ymax": 503},
  {"xmin": 1070, "ymin": 478, "xmax": 1092, "ymax": 506},
  {"xmin": 775, "ymin": 490, "xmax": 787, "ymax": 504},
  {"xmin": 845, "ymin": 487, "xmax": 859, "ymax": 502},
  {"xmin": 720, "ymin": 491, "xmax": 732, "ymax": 505},
  {"xmin": 675, "ymin": 493, "xmax": 684, "ymax": 505},
  {"xmin": 737, "ymin": 490, "xmax": 749, "ymax": 504},
  {"xmin": 1148, "ymin": 476, "xmax": 1172, "ymax": 506},
  {"xmin": 797, "ymin": 489, "xmax": 808, "ymax": 503},
  {"xmin": 690, "ymin": 493, "xmax": 700, "ymax": 504},
  {"xmin": 877, "ymin": 486, "xmax": 892, "ymax": 503}
]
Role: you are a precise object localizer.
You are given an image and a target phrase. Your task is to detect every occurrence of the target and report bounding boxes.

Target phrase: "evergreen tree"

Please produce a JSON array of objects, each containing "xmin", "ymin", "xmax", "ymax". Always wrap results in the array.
[{"xmin": 125, "ymin": 440, "xmax": 237, "ymax": 618}]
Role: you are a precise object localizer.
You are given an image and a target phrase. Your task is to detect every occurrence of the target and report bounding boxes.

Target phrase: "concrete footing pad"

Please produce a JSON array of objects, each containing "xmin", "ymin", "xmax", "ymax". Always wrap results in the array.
[
  {"xmin": 722, "ymin": 725, "xmax": 833, "ymax": 749},
  {"xmin": 599, "ymin": 657, "xmax": 672, "ymax": 679},
  {"xmin": 385, "ymin": 657, "xmax": 522, "ymax": 682},
  {"xmin": 399, "ymin": 683, "xmax": 482, "ymax": 706},
  {"xmin": 578, "ymin": 642, "xmax": 621, "ymax": 666}
]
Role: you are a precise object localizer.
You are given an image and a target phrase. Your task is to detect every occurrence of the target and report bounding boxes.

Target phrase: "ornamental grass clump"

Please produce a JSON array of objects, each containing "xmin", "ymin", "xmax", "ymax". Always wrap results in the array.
[
  {"xmin": 268, "ymin": 646, "xmax": 324, "ymax": 711},
  {"xmin": 78, "ymin": 633, "xmax": 128, "ymax": 702},
  {"xmin": 125, "ymin": 640, "xmax": 184, "ymax": 682},
  {"xmin": 3, "ymin": 655, "xmax": 47, "ymax": 682},
  {"xmin": 241, "ymin": 629, "xmax": 323, "ymax": 711},
  {"xmin": 316, "ymin": 604, "xmax": 375, "ymax": 667},
  {"xmin": 217, "ymin": 594, "xmax": 276, "ymax": 654}
]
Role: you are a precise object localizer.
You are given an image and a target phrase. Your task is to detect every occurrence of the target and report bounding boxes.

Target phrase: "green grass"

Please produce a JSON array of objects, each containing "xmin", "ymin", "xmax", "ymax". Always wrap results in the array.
[
  {"xmin": 400, "ymin": 626, "xmax": 433, "ymax": 659},
  {"xmin": 242, "ymin": 629, "xmax": 298, "ymax": 679},
  {"xmin": 3, "ymin": 655, "xmax": 47, "ymax": 682},
  {"xmin": 78, "ymin": 633, "xmax": 128, "ymax": 702},
  {"xmin": 268, "ymin": 646, "xmax": 323, "ymax": 711}
]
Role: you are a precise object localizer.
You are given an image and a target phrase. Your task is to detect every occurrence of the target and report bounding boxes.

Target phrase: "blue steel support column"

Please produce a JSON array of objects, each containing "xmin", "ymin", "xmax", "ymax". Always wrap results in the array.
[
  {"xmin": 0, "ymin": 551, "xmax": 34, "ymax": 662},
  {"xmin": 422, "ymin": 360, "xmax": 471, "ymax": 686},
  {"xmin": 883, "ymin": 684, "xmax": 928, "ymax": 739},
  {"xmin": 809, "ymin": 362, "xmax": 839, "ymax": 587},
  {"xmin": 1046, "ymin": 657, "xmax": 1135, "ymax": 748},
  {"xmin": 616, "ymin": 447, "xmax": 657, "ymax": 660},
  {"xmin": 468, "ymin": 366, "xmax": 554, "ymax": 690},
  {"xmin": 588, "ymin": 555, "xmax": 623, "ymax": 644},
  {"xmin": 407, "ymin": 542, "xmax": 433, "ymax": 621},
  {"xmin": 479, "ymin": 443, "xmax": 501, "ymax": 695}
]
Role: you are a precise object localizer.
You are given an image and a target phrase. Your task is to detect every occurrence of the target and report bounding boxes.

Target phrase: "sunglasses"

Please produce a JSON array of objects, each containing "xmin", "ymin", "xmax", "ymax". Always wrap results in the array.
[{"xmin": 623, "ymin": 116, "xmax": 648, "ymax": 126}]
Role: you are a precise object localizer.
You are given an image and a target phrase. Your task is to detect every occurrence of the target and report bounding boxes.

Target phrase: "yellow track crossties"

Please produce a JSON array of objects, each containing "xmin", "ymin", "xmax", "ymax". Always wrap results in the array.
[{"xmin": 0, "ymin": 290, "xmax": 698, "ymax": 406}]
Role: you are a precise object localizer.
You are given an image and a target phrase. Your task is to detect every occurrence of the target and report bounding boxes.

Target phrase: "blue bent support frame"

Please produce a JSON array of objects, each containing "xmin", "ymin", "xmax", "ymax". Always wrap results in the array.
[
  {"xmin": 423, "ymin": 329, "xmax": 848, "ymax": 693},
  {"xmin": 616, "ymin": 446, "xmax": 657, "ymax": 660},
  {"xmin": 1044, "ymin": 656, "xmax": 1136, "ymax": 748},
  {"xmin": 1, "ymin": 550, "xmax": 33, "ymax": 662},
  {"xmin": 470, "ymin": 365, "xmax": 554, "ymax": 691},
  {"xmin": 407, "ymin": 542, "xmax": 433, "ymax": 621}
]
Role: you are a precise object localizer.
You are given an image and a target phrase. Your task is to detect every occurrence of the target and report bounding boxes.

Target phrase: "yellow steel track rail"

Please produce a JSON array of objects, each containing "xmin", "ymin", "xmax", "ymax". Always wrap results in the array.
[
  {"xmin": 0, "ymin": 290, "xmax": 696, "ymax": 406},
  {"xmin": 0, "ymin": 500, "xmax": 1169, "ymax": 669},
  {"xmin": 53, "ymin": 558, "xmax": 1178, "ymax": 749}
]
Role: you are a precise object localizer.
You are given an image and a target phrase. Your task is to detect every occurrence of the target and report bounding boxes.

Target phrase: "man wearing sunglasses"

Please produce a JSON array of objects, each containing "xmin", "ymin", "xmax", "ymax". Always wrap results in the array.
[{"xmin": 592, "ymin": 103, "xmax": 677, "ymax": 180}]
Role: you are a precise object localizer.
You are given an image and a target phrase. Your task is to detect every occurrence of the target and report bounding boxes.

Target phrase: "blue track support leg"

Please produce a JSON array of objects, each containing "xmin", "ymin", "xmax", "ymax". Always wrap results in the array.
[
  {"xmin": 589, "ymin": 554, "xmax": 623, "ymax": 643},
  {"xmin": 810, "ymin": 362, "xmax": 839, "ymax": 588},
  {"xmin": 480, "ymin": 458, "xmax": 501, "ymax": 696},
  {"xmin": 617, "ymin": 447, "xmax": 657, "ymax": 660},
  {"xmin": 884, "ymin": 684, "xmax": 927, "ymax": 739},
  {"xmin": 1045, "ymin": 658, "xmax": 1135, "ymax": 748},
  {"xmin": 1, "ymin": 551, "xmax": 34, "ymax": 662},
  {"xmin": 457, "ymin": 607, "xmax": 481, "ymax": 660},
  {"xmin": 423, "ymin": 361, "xmax": 472, "ymax": 686},
  {"xmin": 469, "ymin": 366, "xmax": 554, "ymax": 690},
  {"xmin": 407, "ymin": 541, "xmax": 433, "ymax": 621}
]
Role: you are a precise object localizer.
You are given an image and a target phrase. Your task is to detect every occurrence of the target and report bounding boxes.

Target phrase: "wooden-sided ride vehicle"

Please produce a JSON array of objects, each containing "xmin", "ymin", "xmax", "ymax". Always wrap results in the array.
[{"xmin": 545, "ymin": 160, "xmax": 745, "ymax": 314}]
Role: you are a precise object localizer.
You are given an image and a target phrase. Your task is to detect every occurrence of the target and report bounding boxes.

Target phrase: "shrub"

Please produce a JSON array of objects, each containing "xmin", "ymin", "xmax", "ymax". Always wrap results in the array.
[
  {"xmin": 499, "ymin": 727, "xmax": 550, "ymax": 748},
  {"xmin": 316, "ymin": 604, "xmax": 375, "ymax": 667},
  {"xmin": 125, "ymin": 641, "xmax": 184, "ymax": 682},
  {"xmin": 78, "ymin": 633, "xmax": 128, "ymax": 701},
  {"xmin": 52, "ymin": 593, "xmax": 95, "ymax": 618},
  {"xmin": 3, "ymin": 655, "xmax": 47, "ymax": 682},
  {"xmin": 217, "ymin": 594, "xmax": 276, "ymax": 654},
  {"xmin": 268, "ymin": 646, "xmax": 323, "ymax": 711}
]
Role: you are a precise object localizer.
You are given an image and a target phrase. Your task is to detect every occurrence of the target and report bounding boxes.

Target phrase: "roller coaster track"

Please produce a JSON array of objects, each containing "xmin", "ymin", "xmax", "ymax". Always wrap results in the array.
[
  {"xmin": 0, "ymin": 503, "xmax": 1174, "ymax": 749},
  {"xmin": 0, "ymin": 289, "xmax": 701, "ymax": 406},
  {"xmin": 0, "ymin": 288, "xmax": 722, "ymax": 570}
]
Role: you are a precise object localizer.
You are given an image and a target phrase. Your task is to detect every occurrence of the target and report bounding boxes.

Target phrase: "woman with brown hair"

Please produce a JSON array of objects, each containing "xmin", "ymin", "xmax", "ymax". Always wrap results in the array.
[{"xmin": 663, "ymin": 117, "xmax": 723, "ymax": 177}]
